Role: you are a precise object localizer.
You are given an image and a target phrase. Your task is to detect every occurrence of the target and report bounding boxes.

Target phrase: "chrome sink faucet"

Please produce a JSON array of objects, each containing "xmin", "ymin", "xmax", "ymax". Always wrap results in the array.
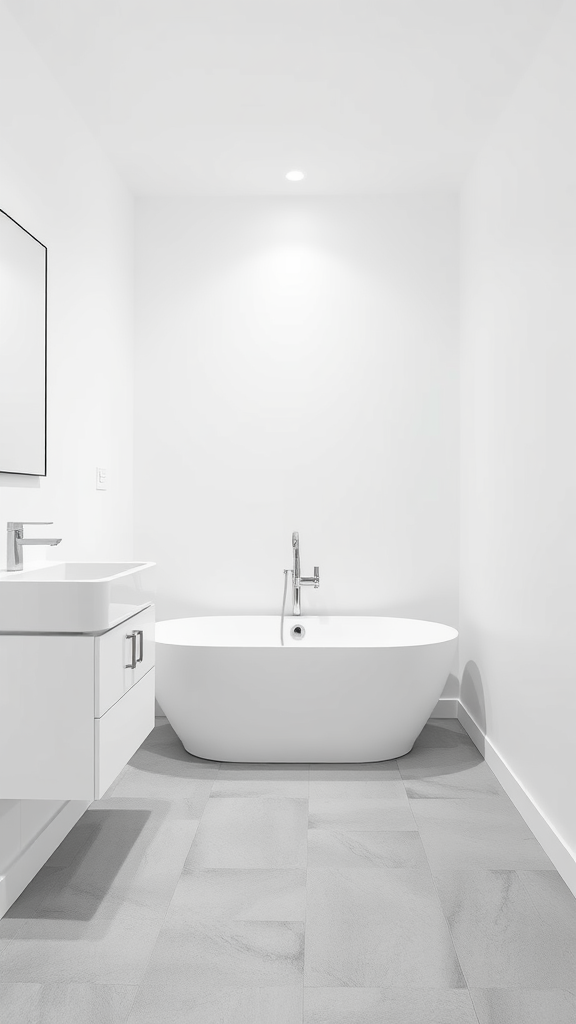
[
  {"xmin": 7, "ymin": 522, "xmax": 62, "ymax": 572},
  {"xmin": 292, "ymin": 531, "xmax": 319, "ymax": 615}
]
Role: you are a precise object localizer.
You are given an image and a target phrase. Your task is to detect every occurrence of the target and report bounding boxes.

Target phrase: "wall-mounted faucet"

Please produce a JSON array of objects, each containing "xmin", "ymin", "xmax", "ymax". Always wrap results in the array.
[
  {"xmin": 6, "ymin": 522, "xmax": 62, "ymax": 572},
  {"xmin": 292, "ymin": 530, "xmax": 319, "ymax": 615}
]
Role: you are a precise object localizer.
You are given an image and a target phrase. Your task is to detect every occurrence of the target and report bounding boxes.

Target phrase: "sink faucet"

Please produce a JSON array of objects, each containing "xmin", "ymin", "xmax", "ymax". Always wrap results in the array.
[
  {"xmin": 6, "ymin": 522, "xmax": 62, "ymax": 572},
  {"xmin": 292, "ymin": 531, "xmax": 319, "ymax": 615}
]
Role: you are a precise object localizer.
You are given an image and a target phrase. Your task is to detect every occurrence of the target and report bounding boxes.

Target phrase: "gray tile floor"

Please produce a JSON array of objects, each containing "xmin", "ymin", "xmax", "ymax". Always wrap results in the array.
[{"xmin": 1, "ymin": 718, "xmax": 575, "ymax": 1023}]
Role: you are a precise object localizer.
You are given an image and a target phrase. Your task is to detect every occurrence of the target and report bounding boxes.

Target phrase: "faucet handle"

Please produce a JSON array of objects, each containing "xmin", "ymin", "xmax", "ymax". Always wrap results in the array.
[
  {"xmin": 314, "ymin": 566, "xmax": 320, "ymax": 588},
  {"xmin": 8, "ymin": 522, "xmax": 53, "ymax": 527}
]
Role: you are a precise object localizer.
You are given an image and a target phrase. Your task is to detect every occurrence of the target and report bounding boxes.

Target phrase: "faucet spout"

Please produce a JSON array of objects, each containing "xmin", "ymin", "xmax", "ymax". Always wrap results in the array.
[
  {"xmin": 19, "ymin": 538, "xmax": 62, "ymax": 547},
  {"xmin": 6, "ymin": 522, "xmax": 63, "ymax": 572}
]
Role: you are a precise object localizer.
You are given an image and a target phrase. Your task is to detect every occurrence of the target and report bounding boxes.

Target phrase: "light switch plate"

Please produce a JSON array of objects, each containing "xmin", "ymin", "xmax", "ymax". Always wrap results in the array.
[{"xmin": 96, "ymin": 466, "xmax": 107, "ymax": 490}]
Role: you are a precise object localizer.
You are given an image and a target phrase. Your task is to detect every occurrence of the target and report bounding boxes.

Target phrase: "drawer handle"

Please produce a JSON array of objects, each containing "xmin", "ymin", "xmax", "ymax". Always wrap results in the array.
[
  {"xmin": 125, "ymin": 632, "xmax": 137, "ymax": 670},
  {"xmin": 136, "ymin": 629, "xmax": 144, "ymax": 663}
]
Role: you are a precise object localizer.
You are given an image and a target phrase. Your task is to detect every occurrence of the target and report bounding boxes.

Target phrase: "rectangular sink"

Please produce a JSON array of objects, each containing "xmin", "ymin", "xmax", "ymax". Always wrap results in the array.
[{"xmin": 0, "ymin": 561, "xmax": 155, "ymax": 634}]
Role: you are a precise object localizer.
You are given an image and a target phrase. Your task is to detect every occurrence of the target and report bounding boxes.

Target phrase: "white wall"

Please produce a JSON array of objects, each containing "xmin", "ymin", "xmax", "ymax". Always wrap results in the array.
[
  {"xmin": 0, "ymin": 4, "xmax": 134, "ymax": 881},
  {"xmin": 460, "ymin": 1, "xmax": 576, "ymax": 865},
  {"xmin": 135, "ymin": 196, "xmax": 459, "ymax": 632}
]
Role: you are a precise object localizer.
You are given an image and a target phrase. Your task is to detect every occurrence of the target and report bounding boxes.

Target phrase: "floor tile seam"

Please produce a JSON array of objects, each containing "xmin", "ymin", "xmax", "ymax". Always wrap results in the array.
[
  {"xmin": 468, "ymin": 985, "xmax": 576, "ymax": 993},
  {"xmin": 408, "ymin": 799, "xmax": 546, "ymax": 832},
  {"xmin": 405, "ymin": 794, "xmax": 520, "ymax": 805},
  {"xmin": 211, "ymin": 790, "xmax": 310, "ymax": 801},
  {"xmin": 306, "ymin": 863, "xmax": 445, "ymax": 876},
  {"xmin": 128, "ymin": 776, "xmax": 221, "ymax": 987},
  {"xmin": 308, "ymin": 827, "xmax": 420, "ymax": 837},
  {"xmin": 311, "ymin": 822, "xmax": 416, "ymax": 831},
  {"xmin": 115, "ymin": 983, "xmax": 140, "ymax": 1024},
  {"xmin": 183, "ymin": 866, "xmax": 308, "ymax": 874},
  {"xmin": 300, "ymin": 981, "xmax": 485, "ymax": 993},
  {"xmin": 195, "ymin": 768, "xmax": 220, "ymax": 808},
  {"xmin": 405, "ymin": 792, "xmax": 505, "ymax": 801},
  {"xmin": 398, "ymin": 769, "xmax": 421, "ymax": 831},
  {"xmin": 419, "ymin": 838, "xmax": 475, "ymax": 1001},
  {"xmin": 199, "ymin": 793, "xmax": 309, "ymax": 799},
  {"xmin": 304, "ymin": 863, "xmax": 457, "ymax": 916},
  {"xmin": 125, "ymin": 849, "xmax": 199, "ymax": 994},
  {"xmin": 398, "ymin": 756, "xmax": 485, "ymax": 771},
  {"xmin": 310, "ymin": 791, "xmax": 414, "ymax": 802},
  {"xmin": 302, "ymin": 767, "xmax": 310, "ymax": 983},
  {"xmin": 307, "ymin": 786, "xmax": 405, "ymax": 794},
  {"xmin": 300, "ymin": 769, "xmax": 312, "ymax": 1006},
  {"xmin": 467, "ymin": 985, "xmax": 576, "ymax": 1012},
  {"xmin": 413, "ymin": 825, "xmax": 556, "ymax": 860},
  {"xmin": 463, "ymin": 986, "xmax": 483, "ymax": 1024},
  {"xmin": 298, "ymin": 980, "xmax": 305, "ymax": 1024}
]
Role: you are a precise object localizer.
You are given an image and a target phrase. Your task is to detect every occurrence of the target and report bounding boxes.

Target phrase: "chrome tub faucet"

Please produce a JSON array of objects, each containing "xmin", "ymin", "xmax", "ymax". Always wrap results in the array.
[
  {"xmin": 6, "ymin": 522, "xmax": 62, "ymax": 571},
  {"xmin": 292, "ymin": 530, "xmax": 319, "ymax": 615}
]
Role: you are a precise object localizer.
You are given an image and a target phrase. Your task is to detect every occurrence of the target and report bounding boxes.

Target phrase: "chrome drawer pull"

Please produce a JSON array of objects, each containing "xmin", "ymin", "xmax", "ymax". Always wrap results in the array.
[
  {"xmin": 136, "ymin": 630, "xmax": 144, "ymax": 663},
  {"xmin": 125, "ymin": 632, "xmax": 137, "ymax": 670}
]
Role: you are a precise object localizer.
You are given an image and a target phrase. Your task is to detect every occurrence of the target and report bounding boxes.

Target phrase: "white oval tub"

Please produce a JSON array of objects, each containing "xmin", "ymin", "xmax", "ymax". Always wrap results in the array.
[{"xmin": 155, "ymin": 615, "xmax": 458, "ymax": 762}]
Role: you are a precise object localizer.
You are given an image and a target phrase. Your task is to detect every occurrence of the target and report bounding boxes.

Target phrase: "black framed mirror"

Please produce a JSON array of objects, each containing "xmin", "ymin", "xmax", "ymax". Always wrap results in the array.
[{"xmin": 0, "ymin": 208, "xmax": 47, "ymax": 476}]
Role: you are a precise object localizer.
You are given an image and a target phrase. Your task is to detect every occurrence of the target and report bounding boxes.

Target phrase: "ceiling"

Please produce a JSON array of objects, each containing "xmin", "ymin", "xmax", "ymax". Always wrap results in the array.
[{"xmin": 6, "ymin": 0, "xmax": 564, "ymax": 195}]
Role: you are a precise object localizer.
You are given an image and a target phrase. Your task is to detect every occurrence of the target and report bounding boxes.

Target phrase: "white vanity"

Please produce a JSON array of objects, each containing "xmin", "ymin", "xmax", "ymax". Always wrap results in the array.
[{"xmin": 0, "ymin": 560, "xmax": 156, "ymax": 801}]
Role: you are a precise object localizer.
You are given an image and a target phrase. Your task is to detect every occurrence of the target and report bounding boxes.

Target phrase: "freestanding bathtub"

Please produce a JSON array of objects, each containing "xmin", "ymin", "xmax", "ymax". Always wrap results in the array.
[{"xmin": 155, "ymin": 615, "xmax": 458, "ymax": 762}]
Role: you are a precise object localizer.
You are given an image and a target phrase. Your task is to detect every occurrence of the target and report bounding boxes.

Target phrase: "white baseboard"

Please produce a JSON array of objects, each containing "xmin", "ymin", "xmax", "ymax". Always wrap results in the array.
[
  {"xmin": 430, "ymin": 698, "xmax": 459, "ymax": 718},
  {"xmin": 458, "ymin": 702, "xmax": 576, "ymax": 899},
  {"xmin": 0, "ymin": 800, "xmax": 88, "ymax": 919}
]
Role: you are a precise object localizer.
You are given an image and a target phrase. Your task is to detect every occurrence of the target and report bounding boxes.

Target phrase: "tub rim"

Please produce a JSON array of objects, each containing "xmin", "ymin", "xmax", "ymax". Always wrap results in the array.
[{"xmin": 154, "ymin": 614, "xmax": 459, "ymax": 650}]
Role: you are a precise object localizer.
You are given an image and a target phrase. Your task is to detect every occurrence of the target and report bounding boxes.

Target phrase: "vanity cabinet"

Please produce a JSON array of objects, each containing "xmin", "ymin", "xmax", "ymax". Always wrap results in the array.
[{"xmin": 0, "ymin": 605, "xmax": 155, "ymax": 801}]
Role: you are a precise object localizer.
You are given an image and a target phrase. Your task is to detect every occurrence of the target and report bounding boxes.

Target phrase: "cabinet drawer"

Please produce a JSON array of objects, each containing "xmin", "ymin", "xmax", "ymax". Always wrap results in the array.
[
  {"xmin": 94, "ymin": 667, "xmax": 155, "ymax": 799},
  {"xmin": 95, "ymin": 605, "xmax": 155, "ymax": 717}
]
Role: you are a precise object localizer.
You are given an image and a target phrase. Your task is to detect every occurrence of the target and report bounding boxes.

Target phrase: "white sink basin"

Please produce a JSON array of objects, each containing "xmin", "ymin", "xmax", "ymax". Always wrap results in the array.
[{"xmin": 0, "ymin": 561, "xmax": 155, "ymax": 634}]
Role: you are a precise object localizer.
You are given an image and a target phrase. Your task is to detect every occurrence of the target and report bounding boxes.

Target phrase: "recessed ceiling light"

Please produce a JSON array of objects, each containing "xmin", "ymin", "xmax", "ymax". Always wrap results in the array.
[{"xmin": 286, "ymin": 170, "xmax": 305, "ymax": 182}]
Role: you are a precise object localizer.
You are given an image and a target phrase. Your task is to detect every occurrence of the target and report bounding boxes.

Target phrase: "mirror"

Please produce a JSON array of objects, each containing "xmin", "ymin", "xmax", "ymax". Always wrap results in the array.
[{"xmin": 0, "ymin": 208, "xmax": 47, "ymax": 476}]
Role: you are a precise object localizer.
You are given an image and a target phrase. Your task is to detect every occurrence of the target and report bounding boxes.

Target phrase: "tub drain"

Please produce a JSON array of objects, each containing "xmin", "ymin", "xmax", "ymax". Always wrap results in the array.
[{"xmin": 290, "ymin": 624, "xmax": 306, "ymax": 640}]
